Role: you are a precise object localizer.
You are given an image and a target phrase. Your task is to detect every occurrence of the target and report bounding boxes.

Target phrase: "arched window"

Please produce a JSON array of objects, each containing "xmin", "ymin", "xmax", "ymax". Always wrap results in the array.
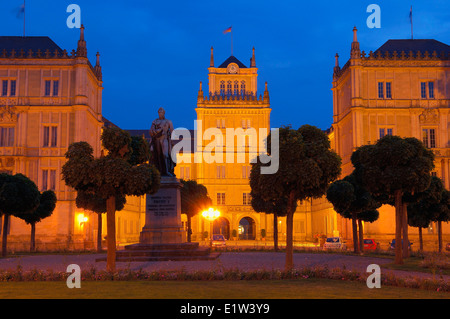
[
  {"xmin": 241, "ymin": 81, "xmax": 246, "ymax": 95},
  {"xmin": 234, "ymin": 81, "xmax": 239, "ymax": 95},
  {"xmin": 226, "ymin": 81, "xmax": 232, "ymax": 94},
  {"xmin": 220, "ymin": 81, "xmax": 225, "ymax": 95}
]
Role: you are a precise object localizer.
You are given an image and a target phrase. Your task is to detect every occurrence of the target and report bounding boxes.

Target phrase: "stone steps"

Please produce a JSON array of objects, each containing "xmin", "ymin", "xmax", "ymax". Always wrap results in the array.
[{"xmin": 95, "ymin": 242, "xmax": 221, "ymax": 262}]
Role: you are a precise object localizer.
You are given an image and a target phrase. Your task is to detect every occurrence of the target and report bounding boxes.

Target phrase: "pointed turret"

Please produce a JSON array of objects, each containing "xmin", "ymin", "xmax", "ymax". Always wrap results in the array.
[
  {"xmin": 94, "ymin": 52, "xmax": 102, "ymax": 81},
  {"xmin": 210, "ymin": 47, "xmax": 214, "ymax": 67},
  {"xmin": 333, "ymin": 53, "xmax": 340, "ymax": 79},
  {"xmin": 76, "ymin": 24, "xmax": 87, "ymax": 57},
  {"xmin": 350, "ymin": 26, "xmax": 360, "ymax": 59},
  {"xmin": 250, "ymin": 47, "xmax": 256, "ymax": 67},
  {"xmin": 263, "ymin": 81, "xmax": 269, "ymax": 103}
]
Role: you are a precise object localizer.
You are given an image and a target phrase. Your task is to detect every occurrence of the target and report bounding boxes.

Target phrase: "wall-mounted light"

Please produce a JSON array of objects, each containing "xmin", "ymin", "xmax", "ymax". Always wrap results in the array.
[{"xmin": 77, "ymin": 213, "xmax": 88, "ymax": 227}]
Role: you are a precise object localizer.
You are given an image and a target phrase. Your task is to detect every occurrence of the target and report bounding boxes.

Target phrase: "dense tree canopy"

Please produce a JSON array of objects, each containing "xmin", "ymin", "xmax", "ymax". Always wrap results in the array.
[
  {"xmin": 62, "ymin": 127, "xmax": 160, "ymax": 272},
  {"xmin": 180, "ymin": 179, "xmax": 211, "ymax": 242},
  {"xmin": 251, "ymin": 125, "xmax": 341, "ymax": 270},
  {"xmin": 327, "ymin": 172, "xmax": 380, "ymax": 253},
  {"xmin": 19, "ymin": 190, "xmax": 57, "ymax": 252},
  {"xmin": 0, "ymin": 173, "xmax": 41, "ymax": 257},
  {"xmin": 352, "ymin": 135, "xmax": 434, "ymax": 263}
]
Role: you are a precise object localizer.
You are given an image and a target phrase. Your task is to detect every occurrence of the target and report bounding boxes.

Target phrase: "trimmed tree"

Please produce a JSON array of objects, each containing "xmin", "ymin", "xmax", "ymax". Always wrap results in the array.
[
  {"xmin": 18, "ymin": 190, "xmax": 57, "ymax": 252},
  {"xmin": 62, "ymin": 127, "xmax": 160, "ymax": 272},
  {"xmin": 0, "ymin": 173, "xmax": 41, "ymax": 257},
  {"xmin": 352, "ymin": 135, "xmax": 434, "ymax": 264},
  {"xmin": 250, "ymin": 125, "xmax": 341, "ymax": 270},
  {"xmin": 326, "ymin": 172, "xmax": 380, "ymax": 253},
  {"xmin": 180, "ymin": 179, "xmax": 212, "ymax": 243},
  {"xmin": 250, "ymin": 167, "xmax": 290, "ymax": 252},
  {"xmin": 75, "ymin": 190, "xmax": 126, "ymax": 252}
]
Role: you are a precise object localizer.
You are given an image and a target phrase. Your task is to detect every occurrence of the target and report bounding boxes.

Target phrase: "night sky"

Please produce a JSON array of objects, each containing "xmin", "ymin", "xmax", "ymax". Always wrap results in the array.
[{"xmin": 1, "ymin": 0, "xmax": 449, "ymax": 131}]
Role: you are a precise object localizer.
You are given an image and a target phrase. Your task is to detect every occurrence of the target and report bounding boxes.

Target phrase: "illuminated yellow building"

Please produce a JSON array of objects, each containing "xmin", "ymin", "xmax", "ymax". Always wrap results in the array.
[
  {"xmin": 172, "ymin": 48, "xmax": 321, "ymax": 243},
  {"xmin": 0, "ymin": 27, "xmax": 104, "ymax": 250},
  {"xmin": 327, "ymin": 27, "xmax": 450, "ymax": 243}
]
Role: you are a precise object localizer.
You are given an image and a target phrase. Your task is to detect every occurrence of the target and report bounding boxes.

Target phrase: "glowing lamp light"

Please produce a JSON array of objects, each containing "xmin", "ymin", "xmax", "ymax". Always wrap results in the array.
[
  {"xmin": 77, "ymin": 213, "xmax": 88, "ymax": 226},
  {"xmin": 201, "ymin": 208, "xmax": 220, "ymax": 221}
]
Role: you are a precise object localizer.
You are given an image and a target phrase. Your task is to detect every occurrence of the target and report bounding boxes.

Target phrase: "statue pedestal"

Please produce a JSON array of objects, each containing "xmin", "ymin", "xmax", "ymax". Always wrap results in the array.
[{"xmin": 139, "ymin": 176, "xmax": 185, "ymax": 244}]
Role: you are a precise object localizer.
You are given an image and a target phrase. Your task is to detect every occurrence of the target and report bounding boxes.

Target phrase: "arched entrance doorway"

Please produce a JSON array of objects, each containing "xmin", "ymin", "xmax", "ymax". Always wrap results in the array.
[
  {"xmin": 238, "ymin": 217, "xmax": 256, "ymax": 240},
  {"xmin": 213, "ymin": 217, "xmax": 230, "ymax": 239}
]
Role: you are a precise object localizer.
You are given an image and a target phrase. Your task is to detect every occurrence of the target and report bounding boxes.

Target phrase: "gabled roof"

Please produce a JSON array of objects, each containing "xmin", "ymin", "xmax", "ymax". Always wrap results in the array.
[
  {"xmin": 218, "ymin": 55, "xmax": 247, "ymax": 68},
  {"xmin": 0, "ymin": 36, "xmax": 63, "ymax": 54},
  {"xmin": 374, "ymin": 39, "xmax": 450, "ymax": 55}
]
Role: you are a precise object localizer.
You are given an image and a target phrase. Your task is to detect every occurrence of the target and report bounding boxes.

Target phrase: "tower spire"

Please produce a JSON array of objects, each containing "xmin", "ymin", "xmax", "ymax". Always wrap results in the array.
[
  {"xmin": 350, "ymin": 26, "xmax": 360, "ymax": 59},
  {"xmin": 210, "ymin": 46, "xmax": 214, "ymax": 67},
  {"xmin": 250, "ymin": 47, "xmax": 256, "ymax": 67},
  {"xmin": 76, "ymin": 24, "xmax": 87, "ymax": 57}
]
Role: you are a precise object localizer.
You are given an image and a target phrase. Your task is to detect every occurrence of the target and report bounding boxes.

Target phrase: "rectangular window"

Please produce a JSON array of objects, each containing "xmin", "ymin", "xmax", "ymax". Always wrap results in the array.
[
  {"xmin": 9, "ymin": 80, "xmax": 16, "ymax": 97},
  {"xmin": 243, "ymin": 193, "xmax": 251, "ymax": 205},
  {"xmin": 385, "ymin": 82, "xmax": 392, "ymax": 98},
  {"xmin": 216, "ymin": 165, "xmax": 226, "ymax": 179},
  {"xmin": 387, "ymin": 128, "xmax": 393, "ymax": 136},
  {"xmin": 2, "ymin": 80, "xmax": 7, "ymax": 96},
  {"xmin": 377, "ymin": 82, "xmax": 384, "ymax": 98},
  {"xmin": 428, "ymin": 82, "xmax": 434, "ymax": 99},
  {"xmin": 42, "ymin": 169, "xmax": 48, "ymax": 191},
  {"xmin": 422, "ymin": 128, "xmax": 436, "ymax": 148},
  {"xmin": 379, "ymin": 128, "xmax": 393, "ymax": 139},
  {"xmin": 421, "ymin": 82, "xmax": 427, "ymax": 99},
  {"xmin": 217, "ymin": 193, "xmax": 225, "ymax": 205},
  {"xmin": 45, "ymin": 80, "xmax": 51, "ymax": 96},
  {"xmin": 42, "ymin": 169, "xmax": 57, "ymax": 191},
  {"xmin": 0, "ymin": 127, "xmax": 15, "ymax": 147},
  {"xmin": 53, "ymin": 80, "xmax": 59, "ymax": 96},
  {"xmin": 43, "ymin": 126, "xmax": 57, "ymax": 147},
  {"xmin": 51, "ymin": 126, "xmax": 57, "ymax": 147},
  {"xmin": 379, "ymin": 128, "xmax": 385, "ymax": 139}
]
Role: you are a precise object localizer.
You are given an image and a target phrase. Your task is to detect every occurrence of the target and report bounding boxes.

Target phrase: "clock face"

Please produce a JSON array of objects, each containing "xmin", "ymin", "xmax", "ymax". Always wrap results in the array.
[{"xmin": 227, "ymin": 63, "xmax": 238, "ymax": 74}]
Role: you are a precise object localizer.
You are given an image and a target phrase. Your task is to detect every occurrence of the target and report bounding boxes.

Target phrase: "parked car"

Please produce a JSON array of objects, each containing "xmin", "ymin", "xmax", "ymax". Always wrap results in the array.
[
  {"xmin": 389, "ymin": 239, "xmax": 412, "ymax": 250},
  {"xmin": 446, "ymin": 243, "xmax": 450, "ymax": 252},
  {"xmin": 323, "ymin": 237, "xmax": 346, "ymax": 250},
  {"xmin": 211, "ymin": 234, "xmax": 227, "ymax": 247},
  {"xmin": 363, "ymin": 239, "xmax": 378, "ymax": 251}
]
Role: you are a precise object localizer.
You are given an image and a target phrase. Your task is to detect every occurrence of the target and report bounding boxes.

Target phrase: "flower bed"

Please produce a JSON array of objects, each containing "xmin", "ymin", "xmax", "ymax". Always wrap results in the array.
[{"xmin": 0, "ymin": 264, "xmax": 448, "ymax": 293}]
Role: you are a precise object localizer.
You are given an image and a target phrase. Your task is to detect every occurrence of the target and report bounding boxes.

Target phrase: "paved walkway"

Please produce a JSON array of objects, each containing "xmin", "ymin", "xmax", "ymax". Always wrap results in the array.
[{"xmin": 0, "ymin": 251, "xmax": 448, "ymax": 282}]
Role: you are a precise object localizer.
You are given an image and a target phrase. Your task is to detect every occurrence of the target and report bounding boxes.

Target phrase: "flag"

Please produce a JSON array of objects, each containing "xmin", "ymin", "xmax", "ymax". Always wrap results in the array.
[{"xmin": 223, "ymin": 26, "xmax": 232, "ymax": 34}]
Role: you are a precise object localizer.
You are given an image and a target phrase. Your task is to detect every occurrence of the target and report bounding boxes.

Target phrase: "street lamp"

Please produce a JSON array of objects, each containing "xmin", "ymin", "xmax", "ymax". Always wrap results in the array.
[{"xmin": 201, "ymin": 208, "xmax": 220, "ymax": 247}]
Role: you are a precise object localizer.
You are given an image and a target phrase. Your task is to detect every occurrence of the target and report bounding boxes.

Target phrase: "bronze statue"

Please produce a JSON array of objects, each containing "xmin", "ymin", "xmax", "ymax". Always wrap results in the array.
[{"xmin": 149, "ymin": 107, "xmax": 175, "ymax": 176}]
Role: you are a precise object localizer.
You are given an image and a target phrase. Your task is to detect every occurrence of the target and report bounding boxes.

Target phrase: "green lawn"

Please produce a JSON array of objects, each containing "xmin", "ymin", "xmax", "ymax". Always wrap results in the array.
[
  {"xmin": 381, "ymin": 256, "xmax": 450, "ymax": 276},
  {"xmin": 0, "ymin": 279, "xmax": 448, "ymax": 299}
]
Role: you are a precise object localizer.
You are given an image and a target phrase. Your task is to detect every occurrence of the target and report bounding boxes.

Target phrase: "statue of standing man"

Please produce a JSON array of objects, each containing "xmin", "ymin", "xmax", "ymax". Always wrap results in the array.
[{"xmin": 149, "ymin": 107, "xmax": 175, "ymax": 177}]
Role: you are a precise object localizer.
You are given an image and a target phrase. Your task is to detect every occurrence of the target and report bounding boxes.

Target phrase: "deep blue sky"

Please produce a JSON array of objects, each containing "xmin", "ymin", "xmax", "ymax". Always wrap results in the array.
[{"xmin": 1, "ymin": 0, "xmax": 449, "ymax": 131}]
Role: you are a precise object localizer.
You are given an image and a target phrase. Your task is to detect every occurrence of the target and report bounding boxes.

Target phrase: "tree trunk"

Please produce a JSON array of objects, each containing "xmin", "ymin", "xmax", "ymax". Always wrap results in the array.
[
  {"xmin": 351, "ymin": 212, "xmax": 359, "ymax": 254},
  {"xmin": 2, "ymin": 215, "xmax": 9, "ymax": 257},
  {"xmin": 418, "ymin": 227, "xmax": 423, "ymax": 253},
  {"xmin": 285, "ymin": 191, "xmax": 295, "ymax": 271},
  {"xmin": 358, "ymin": 219, "xmax": 364, "ymax": 254},
  {"xmin": 402, "ymin": 202, "xmax": 409, "ymax": 258},
  {"xmin": 106, "ymin": 196, "xmax": 116, "ymax": 272},
  {"xmin": 30, "ymin": 223, "xmax": 36, "ymax": 252},
  {"xmin": 273, "ymin": 212, "xmax": 278, "ymax": 252},
  {"xmin": 97, "ymin": 213, "xmax": 103, "ymax": 253},
  {"xmin": 438, "ymin": 221, "xmax": 442, "ymax": 253},
  {"xmin": 187, "ymin": 215, "xmax": 192, "ymax": 243},
  {"xmin": 394, "ymin": 190, "xmax": 403, "ymax": 264}
]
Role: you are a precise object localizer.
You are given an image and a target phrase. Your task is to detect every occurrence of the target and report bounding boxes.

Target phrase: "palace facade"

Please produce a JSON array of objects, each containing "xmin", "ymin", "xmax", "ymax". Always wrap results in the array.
[
  {"xmin": 326, "ymin": 27, "xmax": 450, "ymax": 243},
  {"xmin": 1, "ymin": 27, "xmax": 448, "ymax": 251},
  {"xmin": 0, "ymin": 27, "xmax": 104, "ymax": 250}
]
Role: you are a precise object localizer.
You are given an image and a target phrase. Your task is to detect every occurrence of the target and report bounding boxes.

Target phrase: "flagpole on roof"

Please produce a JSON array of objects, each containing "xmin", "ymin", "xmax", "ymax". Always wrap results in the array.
[
  {"xmin": 231, "ymin": 26, "xmax": 233, "ymax": 56},
  {"xmin": 410, "ymin": 5, "xmax": 413, "ymax": 40},
  {"xmin": 23, "ymin": 0, "xmax": 26, "ymax": 37}
]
